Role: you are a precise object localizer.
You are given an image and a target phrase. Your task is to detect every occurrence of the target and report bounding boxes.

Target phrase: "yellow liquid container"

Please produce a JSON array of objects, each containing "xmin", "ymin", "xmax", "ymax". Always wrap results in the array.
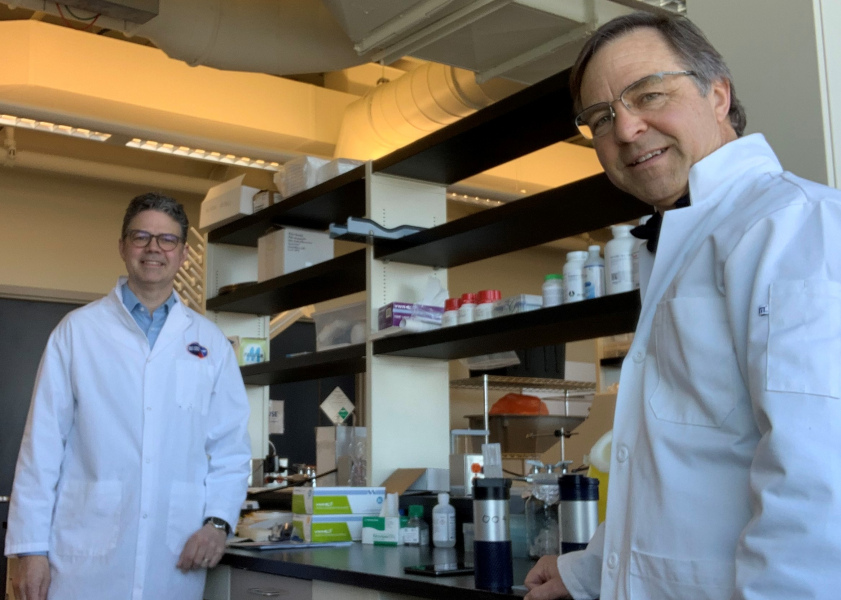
[{"xmin": 586, "ymin": 431, "xmax": 612, "ymax": 524}]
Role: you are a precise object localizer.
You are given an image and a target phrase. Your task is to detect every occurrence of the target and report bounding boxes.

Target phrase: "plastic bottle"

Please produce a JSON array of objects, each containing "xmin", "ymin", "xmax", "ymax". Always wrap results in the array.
[
  {"xmin": 475, "ymin": 290, "xmax": 501, "ymax": 321},
  {"xmin": 563, "ymin": 251, "xmax": 588, "ymax": 304},
  {"xmin": 542, "ymin": 274, "xmax": 563, "ymax": 307},
  {"xmin": 404, "ymin": 505, "xmax": 429, "ymax": 546},
  {"xmin": 442, "ymin": 298, "xmax": 461, "ymax": 327},
  {"xmin": 631, "ymin": 215, "xmax": 652, "ymax": 290},
  {"xmin": 458, "ymin": 293, "xmax": 477, "ymax": 324},
  {"xmin": 432, "ymin": 492, "xmax": 457, "ymax": 548},
  {"xmin": 605, "ymin": 225, "xmax": 636, "ymax": 295},
  {"xmin": 583, "ymin": 245, "xmax": 605, "ymax": 300}
]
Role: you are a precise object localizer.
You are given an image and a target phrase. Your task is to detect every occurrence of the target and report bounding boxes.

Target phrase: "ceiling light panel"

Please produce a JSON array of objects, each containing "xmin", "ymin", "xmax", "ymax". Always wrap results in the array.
[
  {"xmin": 0, "ymin": 114, "xmax": 111, "ymax": 141},
  {"xmin": 126, "ymin": 138, "xmax": 282, "ymax": 171}
]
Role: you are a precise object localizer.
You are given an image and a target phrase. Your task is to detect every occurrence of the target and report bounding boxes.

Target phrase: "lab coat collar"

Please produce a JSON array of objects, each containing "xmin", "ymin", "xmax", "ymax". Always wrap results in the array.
[
  {"xmin": 108, "ymin": 278, "xmax": 192, "ymax": 354},
  {"xmin": 688, "ymin": 133, "xmax": 783, "ymax": 206}
]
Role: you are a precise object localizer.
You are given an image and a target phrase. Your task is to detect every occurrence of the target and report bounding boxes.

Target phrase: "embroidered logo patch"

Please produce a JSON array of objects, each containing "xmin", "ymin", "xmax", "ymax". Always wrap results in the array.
[{"xmin": 187, "ymin": 342, "xmax": 208, "ymax": 358}]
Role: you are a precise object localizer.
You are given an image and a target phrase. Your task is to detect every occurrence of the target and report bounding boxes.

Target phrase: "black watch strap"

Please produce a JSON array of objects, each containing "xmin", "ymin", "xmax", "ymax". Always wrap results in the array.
[{"xmin": 204, "ymin": 516, "xmax": 231, "ymax": 535}]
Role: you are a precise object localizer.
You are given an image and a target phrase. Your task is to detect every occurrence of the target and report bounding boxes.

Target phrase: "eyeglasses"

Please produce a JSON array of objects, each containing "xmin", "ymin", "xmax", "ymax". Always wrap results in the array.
[
  {"xmin": 124, "ymin": 229, "xmax": 184, "ymax": 251},
  {"xmin": 574, "ymin": 70, "xmax": 697, "ymax": 139}
]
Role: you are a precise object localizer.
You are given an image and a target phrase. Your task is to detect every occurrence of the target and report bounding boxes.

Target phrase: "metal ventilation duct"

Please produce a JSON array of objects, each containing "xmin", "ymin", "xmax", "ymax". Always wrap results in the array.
[{"xmin": 58, "ymin": 0, "xmax": 159, "ymax": 24}]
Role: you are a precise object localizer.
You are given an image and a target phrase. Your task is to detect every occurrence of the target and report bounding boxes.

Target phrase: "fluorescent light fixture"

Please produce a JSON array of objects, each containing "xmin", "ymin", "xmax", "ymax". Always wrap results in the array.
[
  {"xmin": 446, "ymin": 192, "xmax": 505, "ymax": 208},
  {"xmin": 126, "ymin": 138, "xmax": 282, "ymax": 171},
  {"xmin": 0, "ymin": 114, "xmax": 111, "ymax": 142}
]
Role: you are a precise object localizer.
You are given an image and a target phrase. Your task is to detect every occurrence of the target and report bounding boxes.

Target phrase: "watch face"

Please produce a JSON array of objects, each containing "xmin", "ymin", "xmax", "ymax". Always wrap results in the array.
[{"xmin": 206, "ymin": 517, "xmax": 229, "ymax": 532}]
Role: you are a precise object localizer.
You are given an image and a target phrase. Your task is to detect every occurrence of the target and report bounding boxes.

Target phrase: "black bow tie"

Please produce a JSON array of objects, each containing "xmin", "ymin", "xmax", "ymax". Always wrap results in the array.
[{"xmin": 630, "ymin": 194, "xmax": 690, "ymax": 253}]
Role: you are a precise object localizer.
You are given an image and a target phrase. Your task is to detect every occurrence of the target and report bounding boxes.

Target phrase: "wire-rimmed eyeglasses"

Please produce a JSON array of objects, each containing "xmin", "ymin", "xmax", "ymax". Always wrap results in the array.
[
  {"xmin": 124, "ymin": 229, "xmax": 184, "ymax": 252},
  {"xmin": 574, "ymin": 70, "xmax": 697, "ymax": 139}
]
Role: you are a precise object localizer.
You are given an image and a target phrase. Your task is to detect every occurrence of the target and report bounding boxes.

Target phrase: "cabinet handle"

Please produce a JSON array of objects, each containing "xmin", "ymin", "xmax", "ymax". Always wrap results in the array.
[{"xmin": 247, "ymin": 588, "xmax": 288, "ymax": 597}]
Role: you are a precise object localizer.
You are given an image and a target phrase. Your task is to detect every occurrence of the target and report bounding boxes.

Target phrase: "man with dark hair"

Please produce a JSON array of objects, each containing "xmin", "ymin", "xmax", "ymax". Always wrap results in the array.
[
  {"xmin": 6, "ymin": 192, "xmax": 251, "ymax": 600},
  {"xmin": 525, "ymin": 11, "xmax": 841, "ymax": 600}
]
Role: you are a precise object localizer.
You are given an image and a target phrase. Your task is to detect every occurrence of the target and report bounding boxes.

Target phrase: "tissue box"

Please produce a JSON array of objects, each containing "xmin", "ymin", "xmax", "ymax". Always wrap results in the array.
[
  {"xmin": 318, "ymin": 158, "xmax": 363, "ymax": 183},
  {"xmin": 199, "ymin": 174, "xmax": 257, "ymax": 231},
  {"xmin": 362, "ymin": 516, "xmax": 408, "ymax": 546},
  {"xmin": 228, "ymin": 336, "xmax": 269, "ymax": 366},
  {"xmin": 292, "ymin": 486, "xmax": 385, "ymax": 515},
  {"xmin": 492, "ymin": 294, "xmax": 543, "ymax": 318},
  {"xmin": 292, "ymin": 514, "xmax": 365, "ymax": 543},
  {"xmin": 257, "ymin": 227, "xmax": 334, "ymax": 282},
  {"xmin": 378, "ymin": 302, "xmax": 444, "ymax": 331}
]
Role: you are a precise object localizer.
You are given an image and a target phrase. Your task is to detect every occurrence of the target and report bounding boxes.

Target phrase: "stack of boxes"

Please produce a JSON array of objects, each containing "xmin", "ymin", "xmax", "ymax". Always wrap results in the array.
[{"xmin": 291, "ymin": 486, "xmax": 385, "ymax": 543}]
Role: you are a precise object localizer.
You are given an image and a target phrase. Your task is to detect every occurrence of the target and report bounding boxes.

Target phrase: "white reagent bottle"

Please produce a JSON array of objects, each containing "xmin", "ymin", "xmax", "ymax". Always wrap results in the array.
[
  {"xmin": 563, "ymin": 251, "xmax": 588, "ymax": 303},
  {"xmin": 605, "ymin": 225, "xmax": 636, "ymax": 295},
  {"xmin": 583, "ymin": 245, "xmax": 605, "ymax": 299},
  {"xmin": 432, "ymin": 492, "xmax": 457, "ymax": 548}
]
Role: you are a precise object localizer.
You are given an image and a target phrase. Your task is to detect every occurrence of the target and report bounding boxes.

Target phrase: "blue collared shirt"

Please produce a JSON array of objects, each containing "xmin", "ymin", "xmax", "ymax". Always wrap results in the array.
[{"xmin": 121, "ymin": 283, "xmax": 178, "ymax": 349}]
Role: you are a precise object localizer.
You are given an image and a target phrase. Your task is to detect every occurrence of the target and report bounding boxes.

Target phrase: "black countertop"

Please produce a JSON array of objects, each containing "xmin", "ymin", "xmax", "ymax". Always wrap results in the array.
[{"xmin": 221, "ymin": 544, "xmax": 533, "ymax": 599}]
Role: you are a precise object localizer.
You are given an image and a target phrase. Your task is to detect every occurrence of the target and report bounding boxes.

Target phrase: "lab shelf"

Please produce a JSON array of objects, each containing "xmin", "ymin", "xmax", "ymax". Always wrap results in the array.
[
  {"xmin": 241, "ymin": 344, "xmax": 366, "ymax": 386},
  {"xmin": 374, "ymin": 173, "xmax": 650, "ymax": 268},
  {"xmin": 373, "ymin": 291, "xmax": 641, "ymax": 360},
  {"xmin": 372, "ymin": 68, "xmax": 577, "ymax": 185},
  {"xmin": 205, "ymin": 250, "xmax": 366, "ymax": 314},
  {"xmin": 449, "ymin": 375, "xmax": 596, "ymax": 394},
  {"xmin": 206, "ymin": 165, "xmax": 366, "ymax": 247}
]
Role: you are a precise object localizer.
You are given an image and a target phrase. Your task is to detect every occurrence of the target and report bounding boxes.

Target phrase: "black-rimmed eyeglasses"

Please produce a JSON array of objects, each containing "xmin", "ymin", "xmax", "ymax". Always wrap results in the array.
[
  {"xmin": 574, "ymin": 70, "xmax": 697, "ymax": 139},
  {"xmin": 124, "ymin": 229, "xmax": 184, "ymax": 252}
]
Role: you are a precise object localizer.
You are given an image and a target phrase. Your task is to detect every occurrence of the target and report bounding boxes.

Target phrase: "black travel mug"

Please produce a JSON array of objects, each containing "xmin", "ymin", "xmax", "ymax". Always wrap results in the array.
[
  {"xmin": 558, "ymin": 474, "xmax": 599, "ymax": 554},
  {"xmin": 472, "ymin": 478, "xmax": 513, "ymax": 593}
]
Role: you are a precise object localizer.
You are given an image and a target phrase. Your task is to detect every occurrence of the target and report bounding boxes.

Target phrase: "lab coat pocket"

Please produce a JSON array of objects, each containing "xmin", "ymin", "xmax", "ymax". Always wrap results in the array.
[
  {"xmin": 630, "ymin": 549, "xmax": 732, "ymax": 599},
  {"xmin": 175, "ymin": 359, "xmax": 214, "ymax": 415},
  {"xmin": 165, "ymin": 481, "xmax": 205, "ymax": 555},
  {"xmin": 650, "ymin": 297, "xmax": 739, "ymax": 427},
  {"xmin": 51, "ymin": 480, "xmax": 122, "ymax": 557},
  {"xmin": 767, "ymin": 280, "xmax": 841, "ymax": 398}
]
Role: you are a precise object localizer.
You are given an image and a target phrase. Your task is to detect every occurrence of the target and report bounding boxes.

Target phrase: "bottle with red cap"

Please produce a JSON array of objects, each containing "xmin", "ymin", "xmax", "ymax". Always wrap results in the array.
[
  {"xmin": 442, "ymin": 297, "xmax": 462, "ymax": 327},
  {"xmin": 475, "ymin": 289, "xmax": 502, "ymax": 321},
  {"xmin": 458, "ymin": 293, "xmax": 478, "ymax": 324}
]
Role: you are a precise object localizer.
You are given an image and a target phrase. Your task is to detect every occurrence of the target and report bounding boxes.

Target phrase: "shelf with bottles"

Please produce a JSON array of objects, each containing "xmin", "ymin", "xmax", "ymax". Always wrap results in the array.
[{"xmin": 373, "ymin": 291, "xmax": 640, "ymax": 360}]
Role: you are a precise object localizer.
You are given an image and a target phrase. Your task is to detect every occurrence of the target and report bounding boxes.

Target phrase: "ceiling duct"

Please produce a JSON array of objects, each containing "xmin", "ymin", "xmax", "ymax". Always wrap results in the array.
[{"xmin": 59, "ymin": 0, "xmax": 159, "ymax": 24}]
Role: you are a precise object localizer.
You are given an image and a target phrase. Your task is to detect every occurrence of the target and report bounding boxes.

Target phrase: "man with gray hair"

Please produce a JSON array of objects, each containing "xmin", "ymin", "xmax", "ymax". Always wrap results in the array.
[
  {"xmin": 525, "ymin": 12, "xmax": 841, "ymax": 600},
  {"xmin": 6, "ymin": 192, "xmax": 251, "ymax": 600}
]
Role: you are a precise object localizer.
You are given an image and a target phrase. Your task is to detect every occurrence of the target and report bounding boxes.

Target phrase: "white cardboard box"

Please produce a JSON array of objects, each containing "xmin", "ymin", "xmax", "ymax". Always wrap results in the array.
[
  {"xmin": 257, "ymin": 227, "xmax": 334, "ymax": 282},
  {"xmin": 199, "ymin": 174, "xmax": 258, "ymax": 232}
]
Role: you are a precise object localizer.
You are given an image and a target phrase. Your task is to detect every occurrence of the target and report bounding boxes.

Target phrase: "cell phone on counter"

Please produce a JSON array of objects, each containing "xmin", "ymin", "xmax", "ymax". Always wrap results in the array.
[{"xmin": 404, "ymin": 562, "xmax": 474, "ymax": 577}]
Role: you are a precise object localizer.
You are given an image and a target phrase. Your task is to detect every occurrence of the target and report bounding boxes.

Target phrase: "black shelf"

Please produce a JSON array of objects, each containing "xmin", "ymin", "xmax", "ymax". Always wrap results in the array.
[
  {"xmin": 241, "ymin": 344, "xmax": 366, "ymax": 385},
  {"xmin": 206, "ymin": 166, "xmax": 366, "ymax": 247},
  {"xmin": 374, "ymin": 173, "xmax": 650, "ymax": 268},
  {"xmin": 372, "ymin": 292, "xmax": 641, "ymax": 360},
  {"xmin": 205, "ymin": 250, "xmax": 366, "ymax": 314},
  {"xmin": 372, "ymin": 68, "xmax": 577, "ymax": 185}
]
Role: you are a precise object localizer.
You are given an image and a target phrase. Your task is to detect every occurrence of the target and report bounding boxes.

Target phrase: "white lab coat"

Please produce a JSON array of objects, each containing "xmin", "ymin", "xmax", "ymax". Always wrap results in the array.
[
  {"xmin": 558, "ymin": 134, "xmax": 841, "ymax": 599},
  {"xmin": 5, "ymin": 279, "xmax": 251, "ymax": 600}
]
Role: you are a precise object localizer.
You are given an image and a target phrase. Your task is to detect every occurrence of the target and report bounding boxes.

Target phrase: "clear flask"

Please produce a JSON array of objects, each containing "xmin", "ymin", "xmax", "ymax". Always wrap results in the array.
[{"xmin": 525, "ymin": 469, "xmax": 560, "ymax": 559}]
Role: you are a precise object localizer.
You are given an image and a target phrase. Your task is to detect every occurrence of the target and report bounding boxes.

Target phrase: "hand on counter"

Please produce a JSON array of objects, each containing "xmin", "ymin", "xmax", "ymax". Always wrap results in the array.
[
  {"xmin": 176, "ymin": 523, "xmax": 228, "ymax": 572},
  {"xmin": 524, "ymin": 555, "xmax": 572, "ymax": 600},
  {"xmin": 13, "ymin": 554, "xmax": 51, "ymax": 600}
]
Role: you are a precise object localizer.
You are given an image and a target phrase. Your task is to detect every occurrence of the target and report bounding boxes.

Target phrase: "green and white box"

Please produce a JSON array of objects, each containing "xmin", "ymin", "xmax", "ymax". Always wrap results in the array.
[
  {"xmin": 361, "ymin": 516, "xmax": 408, "ymax": 546},
  {"xmin": 292, "ymin": 486, "xmax": 386, "ymax": 515},
  {"xmin": 292, "ymin": 514, "xmax": 365, "ymax": 542}
]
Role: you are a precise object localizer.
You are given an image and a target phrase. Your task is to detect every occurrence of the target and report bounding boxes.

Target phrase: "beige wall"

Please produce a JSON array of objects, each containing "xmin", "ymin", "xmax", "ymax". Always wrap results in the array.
[{"xmin": 0, "ymin": 166, "xmax": 203, "ymax": 298}]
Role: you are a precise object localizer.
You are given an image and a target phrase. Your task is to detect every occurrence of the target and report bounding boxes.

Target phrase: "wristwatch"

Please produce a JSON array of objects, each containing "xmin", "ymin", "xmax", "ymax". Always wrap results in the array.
[{"xmin": 203, "ymin": 516, "xmax": 231, "ymax": 535}]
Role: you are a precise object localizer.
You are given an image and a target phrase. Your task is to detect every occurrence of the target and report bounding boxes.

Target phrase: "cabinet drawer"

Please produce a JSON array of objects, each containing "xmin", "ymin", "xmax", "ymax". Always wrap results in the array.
[{"xmin": 230, "ymin": 568, "xmax": 312, "ymax": 600}]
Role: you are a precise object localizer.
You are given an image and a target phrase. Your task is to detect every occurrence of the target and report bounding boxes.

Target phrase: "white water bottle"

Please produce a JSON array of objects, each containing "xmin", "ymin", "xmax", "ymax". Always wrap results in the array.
[
  {"xmin": 605, "ymin": 225, "xmax": 635, "ymax": 295},
  {"xmin": 563, "ymin": 251, "xmax": 588, "ymax": 304},
  {"xmin": 432, "ymin": 492, "xmax": 457, "ymax": 548},
  {"xmin": 583, "ymin": 245, "xmax": 605, "ymax": 299}
]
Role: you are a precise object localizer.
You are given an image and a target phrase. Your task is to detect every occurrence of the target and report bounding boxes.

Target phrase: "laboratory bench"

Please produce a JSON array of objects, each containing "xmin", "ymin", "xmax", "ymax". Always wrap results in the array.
[{"xmin": 208, "ymin": 544, "xmax": 532, "ymax": 599}]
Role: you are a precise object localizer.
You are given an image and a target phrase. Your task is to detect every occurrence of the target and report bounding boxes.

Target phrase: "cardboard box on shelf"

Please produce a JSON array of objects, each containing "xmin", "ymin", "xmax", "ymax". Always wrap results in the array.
[
  {"xmin": 257, "ymin": 226, "xmax": 334, "ymax": 282},
  {"xmin": 377, "ymin": 302, "xmax": 443, "ymax": 331},
  {"xmin": 291, "ymin": 486, "xmax": 386, "ymax": 515},
  {"xmin": 199, "ymin": 174, "xmax": 257, "ymax": 232},
  {"xmin": 252, "ymin": 190, "xmax": 280, "ymax": 212},
  {"xmin": 292, "ymin": 513, "xmax": 365, "ymax": 543}
]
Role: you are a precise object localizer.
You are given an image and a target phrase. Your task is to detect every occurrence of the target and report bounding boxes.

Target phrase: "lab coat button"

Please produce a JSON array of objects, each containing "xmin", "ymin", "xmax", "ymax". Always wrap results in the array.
[
  {"xmin": 142, "ymin": 513, "xmax": 148, "ymax": 519},
  {"xmin": 632, "ymin": 350, "xmax": 644, "ymax": 363},
  {"xmin": 617, "ymin": 446, "xmax": 629, "ymax": 462},
  {"xmin": 607, "ymin": 553, "xmax": 619, "ymax": 569},
  {"xmin": 145, "ymin": 458, "xmax": 151, "ymax": 464},
  {"xmin": 146, "ymin": 406, "xmax": 151, "ymax": 411}
]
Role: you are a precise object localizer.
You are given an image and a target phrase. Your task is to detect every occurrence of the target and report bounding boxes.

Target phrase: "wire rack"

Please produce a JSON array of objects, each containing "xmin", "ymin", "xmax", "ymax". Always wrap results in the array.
[{"xmin": 449, "ymin": 375, "xmax": 596, "ymax": 395}]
